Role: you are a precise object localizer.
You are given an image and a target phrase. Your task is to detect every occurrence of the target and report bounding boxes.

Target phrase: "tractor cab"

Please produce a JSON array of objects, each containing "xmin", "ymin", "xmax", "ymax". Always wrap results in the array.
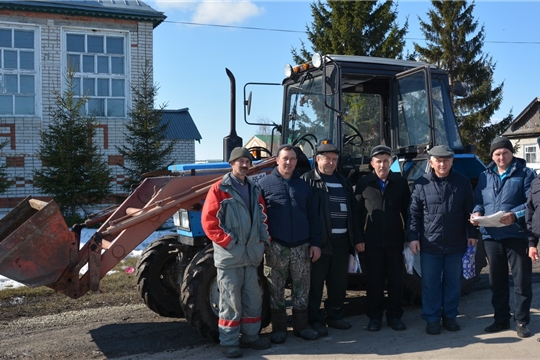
[{"xmin": 247, "ymin": 54, "xmax": 471, "ymax": 185}]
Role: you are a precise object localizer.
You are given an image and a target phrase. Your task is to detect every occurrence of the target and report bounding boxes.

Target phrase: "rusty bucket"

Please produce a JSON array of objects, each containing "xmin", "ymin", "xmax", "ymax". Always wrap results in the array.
[{"xmin": 0, "ymin": 197, "xmax": 77, "ymax": 287}]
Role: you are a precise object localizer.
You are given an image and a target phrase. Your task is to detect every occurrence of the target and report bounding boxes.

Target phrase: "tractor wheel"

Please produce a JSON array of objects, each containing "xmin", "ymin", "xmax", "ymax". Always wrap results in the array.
[
  {"xmin": 136, "ymin": 235, "xmax": 184, "ymax": 318},
  {"xmin": 180, "ymin": 244, "xmax": 271, "ymax": 343}
]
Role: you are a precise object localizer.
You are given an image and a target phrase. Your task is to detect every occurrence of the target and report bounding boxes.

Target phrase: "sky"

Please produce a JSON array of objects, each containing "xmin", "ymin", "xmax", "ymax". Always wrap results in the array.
[{"xmin": 145, "ymin": 0, "xmax": 540, "ymax": 161}]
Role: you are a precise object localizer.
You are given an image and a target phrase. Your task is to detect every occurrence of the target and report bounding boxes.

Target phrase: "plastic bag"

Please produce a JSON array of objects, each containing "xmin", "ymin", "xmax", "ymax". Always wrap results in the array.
[
  {"xmin": 403, "ymin": 244, "xmax": 415, "ymax": 275},
  {"xmin": 348, "ymin": 251, "xmax": 362, "ymax": 274},
  {"xmin": 462, "ymin": 244, "xmax": 476, "ymax": 280}
]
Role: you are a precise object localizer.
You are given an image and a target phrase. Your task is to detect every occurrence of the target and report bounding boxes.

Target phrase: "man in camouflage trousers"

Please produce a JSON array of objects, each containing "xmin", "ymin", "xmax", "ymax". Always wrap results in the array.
[{"xmin": 258, "ymin": 144, "xmax": 322, "ymax": 344}]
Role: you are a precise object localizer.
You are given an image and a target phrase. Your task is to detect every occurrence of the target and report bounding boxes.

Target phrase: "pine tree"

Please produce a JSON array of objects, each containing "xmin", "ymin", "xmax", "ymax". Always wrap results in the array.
[
  {"xmin": 34, "ymin": 71, "xmax": 111, "ymax": 223},
  {"xmin": 292, "ymin": 0, "xmax": 408, "ymax": 63},
  {"xmin": 116, "ymin": 66, "xmax": 175, "ymax": 191},
  {"xmin": 414, "ymin": 0, "xmax": 507, "ymax": 163}
]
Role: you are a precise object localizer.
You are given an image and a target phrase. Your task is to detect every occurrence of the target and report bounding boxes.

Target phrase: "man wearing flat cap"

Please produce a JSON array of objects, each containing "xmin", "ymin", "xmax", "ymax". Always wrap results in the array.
[
  {"xmin": 355, "ymin": 145, "xmax": 410, "ymax": 332},
  {"xmin": 202, "ymin": 147, "xmax": 271, "ymax": 357},
  {"xmin": 471, "ymin": 136, "xmax": 536, "ymax": 338},
  {"xmin": 301, "ymin": 142, "xmax": 362, "ymax": 336},
  {"xmin": 408, "ymin": 145, "xmax": 478, "ymax": 335}
]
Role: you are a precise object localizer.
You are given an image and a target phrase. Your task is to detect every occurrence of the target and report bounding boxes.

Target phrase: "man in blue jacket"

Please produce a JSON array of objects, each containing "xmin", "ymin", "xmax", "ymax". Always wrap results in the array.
[
  {"xmin": 472, "ymin": 136, "xmax": 536, "ymax": 338},
  {"xmin": 259, "ymin": 144, "xmax": 322, "ymax": 344},
  {"xmin": 408, "ymin": 145, "xmax": 478, "ymax": 335}
]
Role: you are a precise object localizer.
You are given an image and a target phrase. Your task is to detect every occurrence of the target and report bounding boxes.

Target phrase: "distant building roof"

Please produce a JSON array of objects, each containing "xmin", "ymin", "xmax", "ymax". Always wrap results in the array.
[
  {"xmin": 0, "ymin": 0, "xmax": 166, "ymax": 28},
  {"xmin": 503, "ymin": 97, "xmax": 540, "ymax": 138},
  {"xmin": 161, "ymin": 108, "xmax": 202, "ymax": 142}
]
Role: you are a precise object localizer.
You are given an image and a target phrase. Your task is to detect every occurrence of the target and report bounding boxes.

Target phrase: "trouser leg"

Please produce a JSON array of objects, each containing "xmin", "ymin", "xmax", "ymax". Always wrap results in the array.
[
  {"xmin": 484, "ymin": 239, "xmax": 511, "ymax": 322},
  {"xmin": 325, "ymin": 235, "xmax": 350, "ymax": 321},
  {"xmin": 217, "ymin": 267, "xmax": 242, "ymax": 346},
  {"xmin": 264, "ymin": 241, "xmax": 290, "ymax": 310},
  {"xmin": 240, "ymin": 265, "xmax": 263, "ymax": 342},
  {"xmin": 365, "ymin": 246, "xmax": 386, "ymax": 320},
  {"xmin": 441, "ymin": 252, "xmax": 462, "ymax": 319},
  {"xmin": 420, "ymin": 252, "xmax": 443, "ymax": 323},
  {"xmin": 385, "ymin": 245, "xmax": 405, "ymax": 320},
  {"xmin": 308, "ymin": 253, "xmax": 330, "ymax": 325},
  {"xmin": 289, "ymin": 243, "xmax": 311, "ymax": 310},
  {"xmin": 505, "ymin": 238, "xmax": 533, "ymax": 324}
]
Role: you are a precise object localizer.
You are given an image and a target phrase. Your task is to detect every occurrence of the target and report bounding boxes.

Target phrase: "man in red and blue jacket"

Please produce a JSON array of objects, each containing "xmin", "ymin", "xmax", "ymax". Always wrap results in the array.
[{"xmin": 202, "ymin": 147, "xmax": 271, "ymax": 358}]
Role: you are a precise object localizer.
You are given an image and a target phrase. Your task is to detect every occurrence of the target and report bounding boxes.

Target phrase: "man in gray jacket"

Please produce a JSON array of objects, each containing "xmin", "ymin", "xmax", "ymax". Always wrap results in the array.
[{"xmin": 202, "ymin": 147, "xmax": 271, "ymax": 358}]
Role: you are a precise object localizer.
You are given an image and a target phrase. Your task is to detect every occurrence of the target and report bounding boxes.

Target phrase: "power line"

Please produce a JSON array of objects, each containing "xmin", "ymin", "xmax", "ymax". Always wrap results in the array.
[
  {"xmin": 162, "ymin": 20, "xmax": 303, "ymax": 33},
  {"xmin": 163, "ymin": 20, "xmax": 540, "ymax": 45}
]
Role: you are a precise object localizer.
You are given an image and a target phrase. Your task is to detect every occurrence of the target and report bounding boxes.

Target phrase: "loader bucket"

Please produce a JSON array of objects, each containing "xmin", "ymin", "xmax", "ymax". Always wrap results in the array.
[{"xmin": 0, "ymin": 197, "xmax": 76, "ymax": 287}]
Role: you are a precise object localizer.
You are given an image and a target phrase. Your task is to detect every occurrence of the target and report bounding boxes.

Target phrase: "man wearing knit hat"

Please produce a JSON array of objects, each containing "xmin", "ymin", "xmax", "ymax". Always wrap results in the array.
[
  {"xmin": 472, "ymin": 136, "xmax": 536, "ymax": 338},
  {"xmin": 202, "ymin": 147, "xmax": 271, "ymax": 357}
]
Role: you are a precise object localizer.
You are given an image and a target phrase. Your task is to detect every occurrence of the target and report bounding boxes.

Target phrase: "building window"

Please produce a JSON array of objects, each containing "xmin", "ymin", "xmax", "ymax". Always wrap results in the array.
[
  {"xmin": 525, "ymin": 145, "xmax": 537, "ymax": 164},
  {"xmin": 65, "ymin": 31, "xmax": 127, "ymax": 117},
  {"xmin": 0, "ymin": 27, "xmax": 37, "ymax": 115}
]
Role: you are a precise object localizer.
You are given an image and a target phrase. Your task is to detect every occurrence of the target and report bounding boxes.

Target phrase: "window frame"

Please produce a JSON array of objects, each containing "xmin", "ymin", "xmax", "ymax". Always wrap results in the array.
[
  {"xmin": 524, "ymin": 144, "xmax": 537, "ymax": 164},
  {"xmin": 0, "ymin": 23, "xmax": 40, "ymax": 117},
  {"xmin": 62, "ymin": 27, "xmax": 130, "ymax": 118}
]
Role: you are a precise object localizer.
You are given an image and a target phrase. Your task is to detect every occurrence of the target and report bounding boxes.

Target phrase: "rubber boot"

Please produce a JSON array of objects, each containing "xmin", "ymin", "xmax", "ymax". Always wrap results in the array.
[
  {"xmin": 270, "ymin": 309, "xmax": 288, "ymax": 344},
  {"xmin": 293, "ymin": 308, "xmax": 319, "ymax": 341}
]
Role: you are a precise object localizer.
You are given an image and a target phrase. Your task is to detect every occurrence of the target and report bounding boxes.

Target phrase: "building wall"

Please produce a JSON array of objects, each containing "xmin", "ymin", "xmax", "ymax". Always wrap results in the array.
[
  {"xmin": 510, "ymin": 137, "xmax": 540, "ymax": 173},
  {"xmin": 0, "ymin": 10, "xmax": 195, "ymax": 210}
]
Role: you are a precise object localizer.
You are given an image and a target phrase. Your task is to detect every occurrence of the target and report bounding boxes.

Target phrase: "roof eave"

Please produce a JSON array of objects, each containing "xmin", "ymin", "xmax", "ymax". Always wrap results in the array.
[{"xmin": 0, "ymin": 2, "xmax": 166, "ymax": 28}]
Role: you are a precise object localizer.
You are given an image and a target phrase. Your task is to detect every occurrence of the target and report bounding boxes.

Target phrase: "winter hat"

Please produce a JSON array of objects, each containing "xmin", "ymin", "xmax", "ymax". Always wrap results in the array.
[
  {"xmin": 429, "ymin": 145, "xmax": 455, "ymax": 158},
  {"xmin": 229, "ymin": 147, "xmax": 253, "ymax": 163},
  {"xmin": 370, "ymin": 145, "xmax": 392, "ymax": 158},
  {"xmin": 490, "ymin": 136, "xmax": 514, "ymax": 156},
  {"xmin": 317, "ymin": 143, "xmax": 339, "ymax": 155}
]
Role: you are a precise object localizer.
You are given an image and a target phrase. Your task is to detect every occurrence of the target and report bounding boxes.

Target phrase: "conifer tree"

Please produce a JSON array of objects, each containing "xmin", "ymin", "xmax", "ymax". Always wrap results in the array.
[
  {"xmin": 292, "ymin": 0, "xmax": 408, "ymax": 63},
  {"xmin": 116, "ymin": 66, "xmax": 175, "ymax": 191},
  {"xmin": 34, "ymin": 71, "xmax": 111, "ymax": 223},
  {"xmin": 414, "ymin": 0, "xmax": 508, "ymax": 162}
]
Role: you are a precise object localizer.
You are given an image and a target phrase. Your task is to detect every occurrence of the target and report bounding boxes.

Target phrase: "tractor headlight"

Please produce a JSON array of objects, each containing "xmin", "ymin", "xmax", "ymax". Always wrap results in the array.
[{"xmin": 173, "ymin": 209, "xmax": 191, "ymax": 230}]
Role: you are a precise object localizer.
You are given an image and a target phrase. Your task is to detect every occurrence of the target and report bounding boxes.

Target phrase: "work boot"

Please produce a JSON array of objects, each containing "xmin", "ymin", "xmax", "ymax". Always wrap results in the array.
[
  {"xmin": 426, "ymin": 321, "xmax": 441, "ymax": 335},
  {"xmin": 270, "ymin": 309, "xmax": 288, "ymax": 344},
  {"xmin": 326, "ymin": 318, "xmax": 351, "ymax": 330},
  {"xmin": 310, "ymin": 322, "xmax": 329, "ymax": 337},
  {"xmin": 442, "ymin": 317, "xmax": 460, "ymax": 331},
  {"xmin": 387, "ymin": 318, "xmax": 407, "ymax": 331},
  {"xmin": 221, "ymin": 345, "xmax": 242, "ymax": 358},
  {"xmin": 517, "ymin": 323, "xmax": 532, "ymax": 338},
  {"xmin": 239, "ymin": 336, "xmax": 271, "ymax": 350},
  {"xmin": 292, "ymin": 308, "xmax": 319, "ymax": 341},
  {"xmin": 485, "ymin": 320, "xmax": 510, "ymax": 333}
]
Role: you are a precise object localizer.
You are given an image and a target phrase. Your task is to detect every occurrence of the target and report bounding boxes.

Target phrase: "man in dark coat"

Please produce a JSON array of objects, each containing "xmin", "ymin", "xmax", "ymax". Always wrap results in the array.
[
  {"xmin": 408, "ymin": 145, "xmax": 478, "ymax": 335},
  {"xmin": 301, "ymin": 142, "xmax": 362, "ymax": 337},
  {"xmin": 259, "ymin": 144, "xmax": 322, "ymax": 344},
  {"xmin": 355, "ymin": 145, "xmax": 410, "ymax": 332},
  {"xmin": 472, "ymin": 136, "xmax": 536, "ymax": 338}
]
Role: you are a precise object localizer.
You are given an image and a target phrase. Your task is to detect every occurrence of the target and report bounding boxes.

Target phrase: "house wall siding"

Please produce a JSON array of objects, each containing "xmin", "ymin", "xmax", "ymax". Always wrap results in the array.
[{"xmin": 0, "ymin": 10, "xmax": 196, "ymax": 212}]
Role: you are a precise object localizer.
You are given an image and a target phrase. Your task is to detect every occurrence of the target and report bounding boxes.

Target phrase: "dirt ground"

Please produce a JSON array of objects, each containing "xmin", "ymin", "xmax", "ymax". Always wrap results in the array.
[{"xmin": 1, "ymin": 263, "xmax": 540, "ymax": 359}]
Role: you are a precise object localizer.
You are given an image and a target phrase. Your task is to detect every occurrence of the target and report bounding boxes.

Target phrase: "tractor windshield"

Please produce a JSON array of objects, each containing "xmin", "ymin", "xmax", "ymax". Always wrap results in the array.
[{"xmin": 396, "ymin": 70, "xmax": 463, "ymax": 149}]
